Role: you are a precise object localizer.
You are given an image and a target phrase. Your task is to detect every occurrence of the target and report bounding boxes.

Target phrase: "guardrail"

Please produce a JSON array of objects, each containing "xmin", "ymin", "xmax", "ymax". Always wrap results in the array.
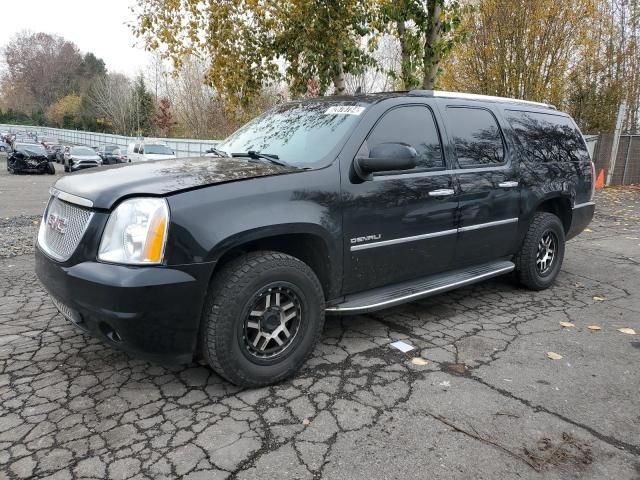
[{"xmin": 0, "ymin": 124, "xmax": 221, "ymax": 158}]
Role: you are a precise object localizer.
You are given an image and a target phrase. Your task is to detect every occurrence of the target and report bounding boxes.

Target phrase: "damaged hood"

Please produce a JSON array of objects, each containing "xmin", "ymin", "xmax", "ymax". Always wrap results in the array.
[{"xmin": 52, "ymin": 156, "xmax": 297, "ymax": 209}]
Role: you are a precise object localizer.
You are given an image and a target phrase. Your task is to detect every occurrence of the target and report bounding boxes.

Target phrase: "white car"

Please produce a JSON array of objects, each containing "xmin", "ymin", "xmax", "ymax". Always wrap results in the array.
[
  {"xmin": 127, "ymin": 142, "xmax": 176, "ymax": 162},
  {"xmin": 64, "ymin": 146, "xmax": 102, "ymax": 172}
]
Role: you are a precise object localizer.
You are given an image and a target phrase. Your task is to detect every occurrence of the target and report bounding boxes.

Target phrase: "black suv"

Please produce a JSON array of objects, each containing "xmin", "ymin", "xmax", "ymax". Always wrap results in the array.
[{"xmin": 35, "ymin": 91, "xmax": 595, "ymax": 387}]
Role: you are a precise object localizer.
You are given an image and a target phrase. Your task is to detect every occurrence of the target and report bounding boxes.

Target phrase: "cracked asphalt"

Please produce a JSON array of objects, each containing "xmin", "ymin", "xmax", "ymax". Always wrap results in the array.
[{"xmin": 1, "ymin": 161, "xmax": 639, "ymax": 479}]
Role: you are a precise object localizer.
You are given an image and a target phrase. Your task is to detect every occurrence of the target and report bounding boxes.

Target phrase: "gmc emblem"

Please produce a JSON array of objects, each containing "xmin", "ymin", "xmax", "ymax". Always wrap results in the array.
[{"xmin": 47, "ymin": 214, "xmax": 68, "ymax": 234}]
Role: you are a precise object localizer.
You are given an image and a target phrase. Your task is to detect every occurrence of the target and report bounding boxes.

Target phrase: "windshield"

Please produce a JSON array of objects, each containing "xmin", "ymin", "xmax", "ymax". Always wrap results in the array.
[
  {"xmin": 216, "ymin": 101, "xmax": 368, "ymax": 167},
  {"xmin": 144, "ymin": 144, "xmax": 174, "ymax": 155},
  {"xmin": 104, "ymin": 145, "xmax": 119, "ymax": 153},
  {"xmin": 16, "ymin": 143, "xmax": 46, "ymax": 155},
  {"xmin": 71, "ymin": 147, "xmax": 96, "ymax": 156}
]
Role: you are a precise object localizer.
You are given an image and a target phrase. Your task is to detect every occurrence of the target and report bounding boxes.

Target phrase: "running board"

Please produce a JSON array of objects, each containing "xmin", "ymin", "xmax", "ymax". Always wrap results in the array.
[{"xmin": 326, "ymin": 260, "xmax": 515, "ymax": 314}]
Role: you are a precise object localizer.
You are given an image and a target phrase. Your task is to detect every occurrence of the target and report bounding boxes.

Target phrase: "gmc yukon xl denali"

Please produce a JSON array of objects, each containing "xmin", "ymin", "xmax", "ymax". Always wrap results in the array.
[{"xmin": 35, "ymin": 90, "xmax": 595, "ymax": 387}]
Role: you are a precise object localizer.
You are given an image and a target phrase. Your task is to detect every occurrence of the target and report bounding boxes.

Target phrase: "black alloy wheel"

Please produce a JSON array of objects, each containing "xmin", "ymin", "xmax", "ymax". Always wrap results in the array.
[
  {"xmin": 200, "ymin": 251, "xmax": 325, "ymax": 387},
  {"xmin": 515, "ymin": 212, "xmax": 566, "ymax": 290}
]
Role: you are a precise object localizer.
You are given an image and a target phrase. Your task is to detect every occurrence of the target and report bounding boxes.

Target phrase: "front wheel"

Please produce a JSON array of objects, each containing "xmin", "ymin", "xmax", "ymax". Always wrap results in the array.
[
  {"xmin": 46, "ymin": 162, "xmax": 55, "ymax": 175},
  {"xmin": 514, "ymin": 212, "xmax": 565, "ymax": 290},
  {"xmin": 200, "ymin": 251, "xmax": 325, "ymax": 387}
]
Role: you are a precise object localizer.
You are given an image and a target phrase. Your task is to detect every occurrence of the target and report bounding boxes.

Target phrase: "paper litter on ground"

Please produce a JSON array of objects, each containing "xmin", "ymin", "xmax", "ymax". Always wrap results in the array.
[{"xmin": 390, "ymin": 340, "xmax": 415, "ymax": 353}]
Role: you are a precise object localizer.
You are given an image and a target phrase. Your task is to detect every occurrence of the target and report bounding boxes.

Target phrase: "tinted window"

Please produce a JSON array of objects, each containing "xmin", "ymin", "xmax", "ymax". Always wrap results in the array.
[
  {"xmin": 505, "ymin": 110, "xmax": 590, "ymax": 163},
  {"xmin": 362, "ymin": 105, "xmax": 443, "ymax": 170},
  {"xmin": 71, "ymin": 147, "xmax": 96, "ymax": 156},
  {"xmin": 144, "ymin": 144, "xmax": 174, "ymax": 155},
  {"xmin": 446, "ymin": 107, "xmax": 505, "ymax": 167}
]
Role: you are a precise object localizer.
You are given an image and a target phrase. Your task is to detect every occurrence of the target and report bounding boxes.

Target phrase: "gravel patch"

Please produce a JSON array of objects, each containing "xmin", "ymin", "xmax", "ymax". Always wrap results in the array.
[{"xmin": 0, "ymin": 215, "xmax": 40, "ymax": 258}]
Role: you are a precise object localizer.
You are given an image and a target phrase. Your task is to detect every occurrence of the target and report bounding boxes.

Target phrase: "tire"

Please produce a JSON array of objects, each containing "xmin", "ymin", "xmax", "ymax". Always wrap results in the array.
[
  {"xmin": 200, "ymin": 251, "xmax": 325, "ymax": 387},
  {"xmin": 46, "ymin": 162, "xmax": 55, "ymax": 175},
  {"xmin": 515, "ymin": 212, "xmax": 565, "ymax": 290}
]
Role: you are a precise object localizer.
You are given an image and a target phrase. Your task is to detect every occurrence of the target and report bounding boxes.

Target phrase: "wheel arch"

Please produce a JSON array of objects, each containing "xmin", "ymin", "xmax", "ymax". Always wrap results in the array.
[
  {"xmin": 534, "ymin": 195, "xmax": 572, "ymax": 234},
  {"xmin": 208, "ymin": 225, "xmax": 340, "ymax": 301}
]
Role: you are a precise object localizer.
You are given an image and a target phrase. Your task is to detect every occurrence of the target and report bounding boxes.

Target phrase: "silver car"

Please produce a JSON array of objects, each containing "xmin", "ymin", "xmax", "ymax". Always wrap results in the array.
[{"xmin": 64, "ymin": 146, "xmax": 102, "ymax": 173}]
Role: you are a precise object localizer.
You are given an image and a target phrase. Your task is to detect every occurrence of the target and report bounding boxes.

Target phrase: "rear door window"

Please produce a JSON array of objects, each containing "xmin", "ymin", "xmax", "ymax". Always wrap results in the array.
[
  {"xmin": 505, "ymin": 110, "xmax": 590, "ymax": 163},
  {"xmin": 446, "ymin": 107, "xmax": 505, "ymax": 168},
  {"xmin": 360, "ymin": 105, "xmax": 444, "ymax": 171}
]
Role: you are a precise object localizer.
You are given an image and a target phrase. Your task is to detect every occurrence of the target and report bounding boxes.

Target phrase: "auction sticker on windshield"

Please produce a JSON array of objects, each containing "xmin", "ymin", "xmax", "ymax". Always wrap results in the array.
[{"xmin": 324, "ymin": 106, "xmax": 366, "ymax": 115}]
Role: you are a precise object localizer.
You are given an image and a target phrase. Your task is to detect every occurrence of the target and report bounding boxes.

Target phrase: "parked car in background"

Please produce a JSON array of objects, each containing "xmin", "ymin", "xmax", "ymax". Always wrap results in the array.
[
  {"xmin": 39, "ymin": 137, "xmax": 59, "ymax": 149},
  {"xmin": 7, "ymin": 143, "xmax": 55, "ymax": 174},
  {"xmin": 46, "ymin": 144, "xmax": 63, "ymax": 161},
  {"xmin": 97, "ymin": 145, "xmax": 128, "ymax": 165},
  {"xmin": 127, "ymin": 141, "xmax": 176, "ymax": 162},
  {"xmin": 55, "ymin": 146, "xmax": 69, "ymax": 163},
  {"xmin": 64, "ymin": 146, "xmax": 102, "ymax": 172}
]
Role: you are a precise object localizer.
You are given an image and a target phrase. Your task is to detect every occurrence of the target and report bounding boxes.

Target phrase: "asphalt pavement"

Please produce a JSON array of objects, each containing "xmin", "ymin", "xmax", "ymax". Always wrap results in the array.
[{"xmin": 0, "ymin": 157, "xmax": 639, "ymax": 479}]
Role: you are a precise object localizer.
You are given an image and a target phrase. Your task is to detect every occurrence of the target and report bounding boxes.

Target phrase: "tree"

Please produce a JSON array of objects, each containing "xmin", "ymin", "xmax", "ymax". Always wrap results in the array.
[
  {"xmin": 132, "ymin": 0, "xmax": 375, "ymax": 108},
  {"xmin": 46, "ymin": 94, "xmax": 82, "ymax": 128},
  {"xmin": 270, "ymin": 0, "xmax": 374, "ymax": 96},
  {"xmin": 375, "ymin": 0, "xmax": 470, "ymax": 89},
  {"xmin": 439, "ymin": 0, "xmax": 640, "ymax": 133},
  {"xmin": 1, "ymin": 32, "xmax": 84, "ymax": 112},
  {"xmin": 440, "ymin": 0, "xmax": 594, "ymax": 107},
  {"xmin": 153, "ymin": 97, "xmax": 175, "ymax": 137},
  {"xmin": 87, "ymin": 73, "xmax": 136, "ymax": 135},
  {"xmin": 132, "ymin": 75, "xmax": 155, "ymax": 136}
]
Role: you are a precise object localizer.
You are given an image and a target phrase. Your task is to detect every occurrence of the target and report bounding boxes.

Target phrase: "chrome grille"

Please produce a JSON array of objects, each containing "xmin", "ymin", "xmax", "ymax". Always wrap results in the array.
[{"xmin": 38, "ymin": 197, "xmax": 93, "ymax": 261}]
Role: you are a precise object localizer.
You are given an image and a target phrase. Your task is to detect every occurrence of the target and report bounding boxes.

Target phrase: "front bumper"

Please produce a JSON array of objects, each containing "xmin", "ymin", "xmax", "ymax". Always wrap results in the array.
[
  {"xmin": 35, "ymin": 246, "xmax": 215, "ymax": 363},
  {"xmin": 11, "ymin": 159, "xmax": 49, "ymax": 173},
  {"xmin": 69, "ymin": 162, "xmax": 100, "ymax": 171}
]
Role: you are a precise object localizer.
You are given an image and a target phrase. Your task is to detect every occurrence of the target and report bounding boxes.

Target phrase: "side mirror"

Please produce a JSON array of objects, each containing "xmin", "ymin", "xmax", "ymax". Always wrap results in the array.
[{"xmin": 355, "ymin": 143, "xmax": 418, "ymax": 176}]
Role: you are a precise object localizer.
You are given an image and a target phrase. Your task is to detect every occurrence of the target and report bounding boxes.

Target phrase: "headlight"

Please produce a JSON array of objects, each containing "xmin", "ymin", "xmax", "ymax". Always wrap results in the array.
[{"xmin": 98, "ymin": 198, "xmax": 169, "ymax": 265}]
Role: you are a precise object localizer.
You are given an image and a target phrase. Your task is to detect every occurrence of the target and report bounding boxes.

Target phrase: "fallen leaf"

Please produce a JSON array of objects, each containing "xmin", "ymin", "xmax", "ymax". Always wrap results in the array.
[
  {"xmin": 618, "ymin": 328, "xmax": 636, "ymax": 335},
  {"xmin": 302, "ymin": 418, "xmax": 310, "ymax": 426},
  {"xmin": 574, "ymin": 282, "xmax": 584, "ymax": 288},
  {"xmin": 411, "ymin": 357, "xmax": 429, "ymax": 366},
  {"xmin": 584, "ymin": 228, "xmax": 593, "ymax": 232},
  {"xmin": 559, "ymin": 322, "xmax": 575, "ymax": 328},
  {"xmin": 593, "ymin": 296, "xmax": 605, "ymax": 302},
  {"xmin": 587, "ymin": 325, "xmax": 602, "ymax": 331},
  {"xmin": 547, "ymin": 352, "xmax": 563, "ymax": 360}
]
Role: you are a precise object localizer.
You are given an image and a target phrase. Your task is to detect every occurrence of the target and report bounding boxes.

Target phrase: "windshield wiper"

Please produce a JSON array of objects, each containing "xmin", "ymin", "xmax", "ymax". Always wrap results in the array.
[
  {"xmin": 206, "ymin": 146, "xmax": 229, "ymax": 157},
  {"xmin": 231, "ymin": 151, "xmax": 295, "ymax": 169}
]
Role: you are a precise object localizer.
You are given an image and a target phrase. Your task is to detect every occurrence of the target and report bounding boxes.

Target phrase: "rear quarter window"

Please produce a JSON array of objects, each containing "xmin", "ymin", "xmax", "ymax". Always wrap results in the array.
[
  {"xmin": 445, "ymin": 107, "xmax": 506, "ymax": 168},
  {"xmin": 505, "ymin": 110, "xmax": 589, "ymax": 163}
]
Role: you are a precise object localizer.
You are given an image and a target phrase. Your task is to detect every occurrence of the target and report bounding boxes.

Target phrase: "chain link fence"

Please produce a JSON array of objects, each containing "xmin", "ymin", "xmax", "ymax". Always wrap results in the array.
[
  {"xmin": 591, "ymin": 134, "xmax": 640, "ymax": 185},
  {"xmin": 0, "ymin": 124, "xmax": 221, "ymax": 158}
]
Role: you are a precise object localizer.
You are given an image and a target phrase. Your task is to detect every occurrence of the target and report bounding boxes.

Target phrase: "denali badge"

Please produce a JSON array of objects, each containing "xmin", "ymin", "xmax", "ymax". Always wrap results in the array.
[
  {"xmin": 351, "ymin": 234, "xmax": 382, "ymax": 244},
  {"xmin": 47, "ymin": 214, "xmax": 68, "ymax": 234}
]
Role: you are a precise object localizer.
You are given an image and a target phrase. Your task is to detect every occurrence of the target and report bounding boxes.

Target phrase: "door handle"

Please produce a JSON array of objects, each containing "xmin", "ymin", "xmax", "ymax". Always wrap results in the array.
[
  {"xmin": 429, "ymin": 189, "xmax": 455, "ymax": 197},
  {"xmin": 498, "ymin": 181, "xmax": 519, "ymax": 188}
]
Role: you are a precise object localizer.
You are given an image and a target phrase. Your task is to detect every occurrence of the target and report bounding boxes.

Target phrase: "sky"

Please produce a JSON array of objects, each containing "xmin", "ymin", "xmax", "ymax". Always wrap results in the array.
[{"xmin": 0, "ymin": 0, "xmax": 150, "ymax": 77}]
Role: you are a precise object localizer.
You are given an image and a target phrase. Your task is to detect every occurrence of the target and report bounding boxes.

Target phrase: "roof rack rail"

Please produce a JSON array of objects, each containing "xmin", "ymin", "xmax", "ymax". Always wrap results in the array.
[{"xmin": 407, "ymin": 89, "xmax": 556, "ymax": 110}]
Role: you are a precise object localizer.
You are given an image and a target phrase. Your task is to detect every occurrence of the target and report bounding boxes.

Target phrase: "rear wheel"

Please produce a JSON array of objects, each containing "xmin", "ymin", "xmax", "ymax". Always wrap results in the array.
[
  {"xmin": 514, "ymin": 212, "xmax": 565, "ymax": 290},
  {"xmin": 200, "ymin": 251, "xmax": 325, "ymax": 387}
]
